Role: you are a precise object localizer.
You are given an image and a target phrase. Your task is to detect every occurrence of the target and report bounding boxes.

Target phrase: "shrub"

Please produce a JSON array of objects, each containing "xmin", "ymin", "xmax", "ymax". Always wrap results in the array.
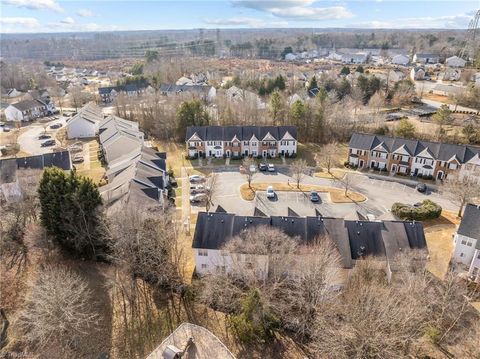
[{"xmin": 391, "ymin": 200, "xmax": 442, "ymax": 221}]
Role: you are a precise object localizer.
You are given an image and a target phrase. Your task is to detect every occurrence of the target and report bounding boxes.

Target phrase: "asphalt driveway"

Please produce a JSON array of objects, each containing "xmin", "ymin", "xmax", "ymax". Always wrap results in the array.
[{"xmin": 17, "ymin": 116, "xmax": 68, "ymax": 155}]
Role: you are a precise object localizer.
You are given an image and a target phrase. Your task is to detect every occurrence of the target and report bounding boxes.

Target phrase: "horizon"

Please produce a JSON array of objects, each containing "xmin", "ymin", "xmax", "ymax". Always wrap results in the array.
[{"xmin": 0, "ymin": 0, "xmax": 478, "ymax": 34}]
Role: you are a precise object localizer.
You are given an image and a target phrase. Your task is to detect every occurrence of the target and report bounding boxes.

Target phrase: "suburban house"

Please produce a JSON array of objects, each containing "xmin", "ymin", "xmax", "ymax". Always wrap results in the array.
[
  {"xmin": 443, "ymin": 68, "xmax": 461, "ymax": 81},
  {"xmin": 98, "ymin": 83, "xmax": 148, "ymax": 103},
  {"xmin": 410, "ymin": 67, "xmax": 426, "ymax": 81},
  {"xmin": 452, "ymin": 204, "xmax": 480, "ymax": 283},
  {"xmin": 341, "ymin": 53, "xmax": 368, "ymax": 64},
  {"xmin": 5, "ymin": 99, "xmax": 48, "ymax": 122},
  {"xmin": 192, "ymin": 211, "xmax": 427, "ymax": 280},
  {"xmin": 388, "ymin": 69, "xmax": 406, "ymax": 83},
  {"xmin": 185, "ymin": 126, "xmax": 298, "ymax": 158},
  {"xmin": 413, "ymin": 53, "xmax": 440, "ymax": 64},
  {"xmin": 159, "ymin": 84, "xmax": 216, "ymax": 102},
  {"xmin": 391, "ymin": 54, "xmax": 409, "ymax": 66},
  {"xmin": 5, "ymin": 88, "xmax": 23, "ymax": 98},
  {"xmin": 445, "ymin": 55, "xmax": 467, "ymax": 68},
  {"xmin": 66, "ymin": 102, "xmax": 103, "ymax": 139},
  {"xmin": 327, "ymin": 50, "xmax": 343, "ymax": 61},
  {"xmin": 348, "ymin": 133, "xmax": 480, "ymax": 181},
  {"xmin": 24, "ymin": 89, "xmax": 56, "ymax": 113},
  {"xmin": 225, "ymin": 86, "xmax": 266, "ymax": 110},
  {"xmin": 285, "ymin": 53, "xmax": 297, "ymax": 61}
]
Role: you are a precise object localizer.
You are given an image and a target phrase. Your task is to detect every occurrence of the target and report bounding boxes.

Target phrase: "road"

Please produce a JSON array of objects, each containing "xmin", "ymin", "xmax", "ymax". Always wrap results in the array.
[
  {"xmin": 207, "ymin": 169, "xmax": 458, "ymax": 219},
  {"xmin": 17, "ymin": 116, "xmax": 68, "ymax": 155},
  {"xmin": 421, "ymin": 99, "xmax": 478, "ymax": 113}
]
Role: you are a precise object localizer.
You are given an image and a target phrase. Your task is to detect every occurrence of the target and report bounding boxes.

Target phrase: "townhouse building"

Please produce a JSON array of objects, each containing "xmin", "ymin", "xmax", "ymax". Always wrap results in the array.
[
  {"xmin": 192, "ymin": 211, "xmax": 427, "ymax": 281},
  {"xmin": 185, "ymin": 126, "xmax": 297, "ymax": 158},
  {"xmin": 348, "ymin": 133, "xmax": 480, "ymax": 182},
  {"xmin": 452, "ymin": 204, "xmax": 480, "ymax": 283}
]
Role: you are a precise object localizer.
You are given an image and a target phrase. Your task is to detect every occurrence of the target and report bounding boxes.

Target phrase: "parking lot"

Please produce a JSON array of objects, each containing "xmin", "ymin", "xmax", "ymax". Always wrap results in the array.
[
  {"xmin": 17, "ymin": 116, "xmax": 68, "ymax": 155},
  {"xmin": 187, "ymin": 168, "xmax": 459, "ymax": 220}
]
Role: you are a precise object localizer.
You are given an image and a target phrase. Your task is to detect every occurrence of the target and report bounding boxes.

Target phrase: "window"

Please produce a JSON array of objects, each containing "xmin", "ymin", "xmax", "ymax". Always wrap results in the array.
[
  {"xmin": 467, "ymin": 241, "xmax": 472, "ymax": 247},
  {"xmin": 220, "ymin": 250, "xmax": 228, "ymax": 256},
  {"xmin": 251, "ymin": 142, "xmax": 257, "ymax": 146},
  {"xmin": 201, "ymin": 264, "xmax": 207, "ymax": 269},
  {"xmin": 449, "ymin": 163, "xmax": 457, "ymax": 170},
  {"xmin": 198, "ymin": 249, "xmax": 208, "ymax": 256},
  {"xmin": 461, "ymin": 239, "xmax": 467, "ymax": 245},
  {"xmin": 460, "ymin": 253, "xmax": 464, "ymax": 257},
  {"xmin": 244, "ymin": 141, "xmax": 248, "ymax": 145},
  {"xmin": 478, "ymin": 253, "xmax": 480, "ymax": 260}
]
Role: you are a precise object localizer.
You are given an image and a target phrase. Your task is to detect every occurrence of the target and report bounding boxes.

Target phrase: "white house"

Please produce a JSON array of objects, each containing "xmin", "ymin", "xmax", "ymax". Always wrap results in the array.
[
  {"xmin": 66, "ymin": 103, "xmax": 103, "ymax": 139},
  {"xmin": 342, "ymin": 53, "xmax": 368, "ymax": 64},
  {"xmin": 391, "ymin": 54, "xmax": 409, "ymax": 66},
  {"xmin": 410, "ymin": 67, "xmax": 425, "ymax": 81},
  {"xmin": 445, "ymin": 56, "xmax": 467, "ymax": 68},
  {"xmin": 452, "ymin": 204, "xmax": 480, "ymax": 283},
  {"xmin": 327, "ymin": 51, "xmax": 343, "ymax": 61},
  {"xmin": 285, "ymin": 53, "xmax": 297, "ymax": 61},
  {"xmin": 443, "ymin": 68, "xmax": 461, "ymax": 81},
  {"xmin": 6, "ymin": 88, "xmax": 23, "ymax": 98},
  {"xmin": 413, "ymin": 53, "xmax": 440, "ymax": 64},
  {"xmin": 5, "ymin": 100, "xmax": 47, "ymax": 122}
]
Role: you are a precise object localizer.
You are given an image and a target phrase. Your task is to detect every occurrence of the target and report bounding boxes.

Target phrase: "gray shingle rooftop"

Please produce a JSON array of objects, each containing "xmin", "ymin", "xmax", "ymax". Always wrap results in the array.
[
  {"xmin": 186, "ymin": 126, "xmax": 297, "ymax": 142},
  {"xmin": 457, "ymin": 204, "xmax": 480, "ymax": 243}
]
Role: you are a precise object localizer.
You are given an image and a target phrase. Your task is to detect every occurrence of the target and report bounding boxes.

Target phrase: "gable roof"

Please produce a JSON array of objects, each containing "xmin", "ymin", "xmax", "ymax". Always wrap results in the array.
[
  {"xmin": 0, "ymin": 151, "xmax": 72, "ymax": 172},
  {"xmin": 185, "ymin": 126, "xmax": 297, "ymax": 142},
  {"xmin": 457, "ymin": 204, "xmax": 480, "ymax": 242},
  {"xmin": 349, "ymin": 133, "xmax": 480, "ymax": 163},
  {"xmin": 10, "ymin": 99, "xmax": 45, "ymax": 112},
  {"xmin": 192, "ymin": 211, "xmax": 427, "ymax": 269}
]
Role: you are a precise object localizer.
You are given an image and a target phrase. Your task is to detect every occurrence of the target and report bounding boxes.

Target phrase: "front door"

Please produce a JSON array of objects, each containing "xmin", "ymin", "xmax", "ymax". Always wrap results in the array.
[
  {"xmin": 262, "ymin": 150, "xmax": 267, "ymax": 157},
  {"xmin": 414, "ymin": 168, "xmax": 419, "ymax": 176},
  {"xmin": 359, "ymin": 160, "xmax": 364, "ymax": 168},
  {"xmin": 437, "ymin": 171, "xmax": 443, "ymax": 180},
  {"xmin": 391, "ymin": 165, "xmax": 397, "ymax": 173},
  {"xmin": 370, "ymin": 161, "xmax": 376, "ymax": 169}
]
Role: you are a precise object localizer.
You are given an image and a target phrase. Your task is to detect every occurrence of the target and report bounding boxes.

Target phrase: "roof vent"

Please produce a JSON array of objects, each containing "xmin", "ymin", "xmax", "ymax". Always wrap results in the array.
[
  {"xmin": 357, "ymin": 231, "xmax": 360, "ymax": 235},
  {"xmin": 221, "ymin": 219, "xmax": 224, "ymax": 223},
  {"xmin": 291, "ymin": 219, "xmax": 295, "ymax": 223},
  {"xmin": 359, "ymin": 222, "xmax": 363, "ymax": 226},
  {"xmin": 249, "ymin": 219, "xmax": 253, "ymax": 223}
]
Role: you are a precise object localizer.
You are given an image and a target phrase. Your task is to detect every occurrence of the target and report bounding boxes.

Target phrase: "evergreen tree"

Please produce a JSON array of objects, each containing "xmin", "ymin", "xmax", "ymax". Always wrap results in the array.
[
  {"xmin": 269, "ymin": 91, "xmax": 285, "ymax": 124},
  {"xmin": 274, "ymin": 75, "xmax": 286, "ymax": 91},
  {"xmin": 432, "ymin": 104, "xmax": 453, "ymax": 138},
  {"xmin": 340, "ymin": 66, "xmax": 350, "ymax": 76},
  {"xmin": 38, "ymin": 168, "xmax": 106, "ymax": 258},
  {"xmin": 176, "ymin": 100, "xmax": 210, "ymax": 140},
  {"xmin": 290, "ymin": 100, "xmax": 306, "ymax": 128},
  {"xmin": 395, "ymin": 119, "xmax": 416, "ymax": 139},
  {"xmin": 356, "ymin": 65, "xmax": 364, "ymax": 73},
  {"xmin": 307, "ymin": 76, "xmax": 319, "ymax": 96}
]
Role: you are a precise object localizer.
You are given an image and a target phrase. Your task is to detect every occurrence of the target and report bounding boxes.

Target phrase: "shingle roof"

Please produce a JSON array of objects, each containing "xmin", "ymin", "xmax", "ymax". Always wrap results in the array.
[
  {"xmin": 192, "ymin": 211, "xmax": 426, "ymax": 268},
  {"xmin": 10, "ymin": 99, "xmax": 45, "ymax": 112},
  {"xmin": 457, "ymin": 204, "xmax": 480, "ymax": 242},
  {"xmin": 185, "ymin": 126, "xmax": 297, "ymax": 142},
  {"xmin": 349, "ymin": 133, "xmax": 480, "ymax": 163},
  {"xmin": 159, "ymin": 84, "xmax": 212, "ymax": 94}
]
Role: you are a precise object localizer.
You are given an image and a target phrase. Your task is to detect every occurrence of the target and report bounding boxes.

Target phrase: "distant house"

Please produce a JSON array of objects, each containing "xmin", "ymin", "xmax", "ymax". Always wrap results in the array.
[
  {"xmin": 192, "ymin": 211, "xmax": 427, "ymax": 280},
  {"xmin": 66, "ymin": 103, "xmax": 103, "ymax": 139},
  {"xmin": 5, "ymin": 88, "xmax": 23, "ymax": 98},
  {"xmin": 452, "ymin": 204, "xmax": 480, "ymax": 283},
  {"xmin": 443, "ymin": 68, "xmax": 461, "ymax": 82},
  {"xmin": 159, "ymin": 84, "xmax": 216, "ymax": 102},
  {"xmin": 410, "ymin": 67, "xmax": 425, "ymax": 81},
  {"xmin": 445, "ymin": 56, "xmax": 467, "ymax": 68},
  {"xmin": 285, "ymin": 53, "xmax": 297, "ymax": 61},
  {"xmin": 225, "ymin": 86, "xmax": 265, "ymax": 109},
  {"xmin": 413, "ymin": 53, "xmax": 440, "ymax": 64},
  {"xmin": 287, "ymin": 93, "xmax": 304, "ymax": 107},
  {"xmin": 388, "ymin": 69, "xmax": 406, "ymax": 83},
  {"xmin": 342, "ymin": 53, "xmax": 368, "ymax": 64},
  {"xmin": 432, "ymin": 84, "xmax": 465, "ymax": 97},
  {"xmin": 5, "ymin": 100, "xmax": 47, "ymax": 122},
  {"xmin": 98, "ymin": 83, "xmax": 148, "ymax": 103},
  {"xmin": 327, "ymin": 51, "xmax": 343, "ymax": 61},
  {"xmin": 391, "ymin": 54, "xmax": 409, "ymax": 66}
]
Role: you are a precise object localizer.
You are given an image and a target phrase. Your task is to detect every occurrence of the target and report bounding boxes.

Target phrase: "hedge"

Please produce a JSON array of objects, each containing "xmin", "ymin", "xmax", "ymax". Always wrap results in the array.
[{"xmin": 391, "ymin": 199, "xmax": 442, "ymax": 221}]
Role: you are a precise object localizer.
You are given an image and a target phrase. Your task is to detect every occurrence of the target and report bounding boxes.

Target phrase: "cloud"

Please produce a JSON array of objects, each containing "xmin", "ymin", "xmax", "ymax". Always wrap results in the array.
[
  {"xmin": 60, "ymin": 16, "xmax": 75, "ymax": 25},
  {"xmin": 232, "ymin": 0, "xmax": 353, "ymax": 21},
  {"xmin": 352, "ymin": 13, "xmax": 472, "ymax": 29},
  {"xmin": 76, "ymin": 9, "xmax": 94, "ymax": 17},
  {"xmin": 4, "ymin": 0, "xmax": 63, "ymax": 12},
  {"xmin": 0, "ymin": 17, "xmax": 40, "ymax": 27},
  {"xmin": 204, "ymin": 16, "xmax": 288, "ymax": 28}
]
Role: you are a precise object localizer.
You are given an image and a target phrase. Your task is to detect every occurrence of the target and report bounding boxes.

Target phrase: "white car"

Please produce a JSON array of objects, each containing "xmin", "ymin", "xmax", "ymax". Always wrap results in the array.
[
  {"xmin": 266, "ymin": 186, "xmax": 275, "ymax": 199},
  {"xmin": 249, "ymin": 164, "xmax": 257, "ymax": 173},
  {"xmin": 268, "ymin": 164, "xmax": 275, "ymax": 172},
  {"xmin": 189, "ymin": 175, "xmax": 205, "ymax": 183},
  {"xmin": 190, "ymin": 193, "xmax": 208, "ymax": 203}
]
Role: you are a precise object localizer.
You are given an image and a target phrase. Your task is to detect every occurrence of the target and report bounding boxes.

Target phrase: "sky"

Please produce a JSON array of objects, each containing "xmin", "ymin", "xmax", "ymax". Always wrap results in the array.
[{"xmin": 0, "ymin": 0, "xmax": 479, "ymax": 33}]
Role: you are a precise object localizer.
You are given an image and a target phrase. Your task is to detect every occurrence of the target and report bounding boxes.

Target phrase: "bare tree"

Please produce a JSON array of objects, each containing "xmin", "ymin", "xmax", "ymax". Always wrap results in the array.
[
  {"xmin": 242, "ymin": 157, "xmax": 256, "ymax": 188},
  {"xmin": 69, "ymin": 85, "xmax": 88, "ymax": 111},
  {"xmin": 290, "ymin": 159, "xmax": 308, "ymax": 188},
  {"xmin": 442, "ymin": 176, "xmax": 480, "ymax": 217},
  {"xmin": 368, "ymin": 91, "xmax": 385, "ymax": 114},
  {"xmin": 316, "ymin": 142, "xmax": 339, "ymax": 174},
  {"xmin": 205, "ymin": 171, "xmax": 218, "ymax": 212},
  {"xmin": 339, "ymin": 172, "xmax": 359, "ymax": 197},
  {"xmin": 15, "ymin": 266, "xmax": 98, "ymax": 349}
]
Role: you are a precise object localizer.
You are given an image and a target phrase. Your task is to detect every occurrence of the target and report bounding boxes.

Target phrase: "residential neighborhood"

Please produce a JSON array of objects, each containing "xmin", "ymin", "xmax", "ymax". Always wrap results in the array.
[{"xmin": 1, "ymin": 2, "xmax": 479, "ymax": 359}]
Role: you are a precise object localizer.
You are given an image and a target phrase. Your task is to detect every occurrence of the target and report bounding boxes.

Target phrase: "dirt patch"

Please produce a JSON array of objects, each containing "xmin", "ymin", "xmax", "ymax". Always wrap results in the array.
[{"xmin": 240, "ymin": 182, "xmax": 366, "ymax": 203}]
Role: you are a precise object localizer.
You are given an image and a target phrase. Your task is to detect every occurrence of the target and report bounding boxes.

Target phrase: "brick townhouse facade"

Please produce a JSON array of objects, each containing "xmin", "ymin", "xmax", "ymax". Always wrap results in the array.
[
  {"xmin": 185, "ymin": 126, "xmax": 298, "ymax": 158},
  {"xmin": 348, "ymin": 133, "xmax": 480, "ymax": 182}
]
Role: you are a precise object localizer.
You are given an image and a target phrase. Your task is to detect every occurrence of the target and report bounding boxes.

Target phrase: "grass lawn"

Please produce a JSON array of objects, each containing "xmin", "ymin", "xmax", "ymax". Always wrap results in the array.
[
  {"xmin": 153, "ymin": 140, "xmax": 192, "ymax": 177},
  {"xmin": 423, "ymin": 211, "xmax": 459, "ymax": 280},
  {"xmin": 239, "ymin": 182, "xmax": 366, "ymax": 203},
  {"xmin": 315, "ymin": 168, "xmax": 347, "ymax": 180}
]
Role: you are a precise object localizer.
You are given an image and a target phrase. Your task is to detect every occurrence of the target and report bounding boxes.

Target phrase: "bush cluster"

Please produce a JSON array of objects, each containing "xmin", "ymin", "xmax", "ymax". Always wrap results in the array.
[{"xmin": 391, "ymin": 199, "xmax": 442, "ymax": 221}]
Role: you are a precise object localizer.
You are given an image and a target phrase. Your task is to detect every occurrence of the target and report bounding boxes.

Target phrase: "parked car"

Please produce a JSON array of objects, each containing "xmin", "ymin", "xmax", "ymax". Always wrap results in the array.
[
  {"xmin": 189, "ymin": 175, "xmax": 205, "ymax": 183},
  {"xmin": 72, "ymin": 154, "xmax": 84, "ymax": 164},
  {"xmin": 41, "ymin": 139, "xmax": 56, "ymax": 147},
  {"xmin": 190, "ymin": 193, "xmax": 208, "ymax": 203},
  {"xmin": 3, "ymin": 126, "xmax": 11, "ymax": 132},
  {"xmin": 268, "ymin": 164, "xmax": 276, "ymax": 172},
  {"xmin": 38, "ymin": 134, "xmax": 51, "ymax": 140},
  {"xmin": 239, "ymin": 165, "xmax": 245, "ymax": 174},
  {"xmin": 190, "ymin": 185, "xmax": 206, "ymax": 194},
  {"xmin": 249, "ymin": 164, "xmax": 257, "ymax": 173},
  {"xmin": 49, "ymin": 123, "xmax": 62, "ymax": 129},
  {"xmin": 416, "ymin": 183, "xmax": 427, "ymax": 193},
  {"xmin": 266, "ymin": 186, "xmax": 275, "ymax": 199},
  {"xmin": 413, "ymin": 202, "xmax": 422, "ymax": 208},
  {"xmin": 68, "ymin": 142, "xmax": 83, "ymax": 153},
  {"xmin": 259, "ymin": 163, "xmax": 267, "ymax": 171},
  {"xmin": 310, "ymin": 191, "xmax": 320, "ymax": 202}
]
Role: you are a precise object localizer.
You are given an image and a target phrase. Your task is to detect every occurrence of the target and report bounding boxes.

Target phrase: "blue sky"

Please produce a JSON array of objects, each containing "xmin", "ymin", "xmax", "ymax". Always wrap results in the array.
[{"xmin": 0, "ymin": 0, "xmax": 478, "ymax": 33}]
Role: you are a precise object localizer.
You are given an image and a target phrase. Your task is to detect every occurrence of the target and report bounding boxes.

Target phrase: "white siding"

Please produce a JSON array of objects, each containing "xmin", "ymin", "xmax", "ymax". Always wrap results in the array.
[
  {"xmin": 468, "ymin": 249, "xmax": 480, "ymax": 283},
  {"xmin": 5, "ymin": 106, "xmax": 24, "ymax": 122},
  {"xmin": 452, "ymin": 233, "xmax": 478, "ymax": 266},
  {"xmin": 67, "ymin": 119, "xmax": 98, "ymax": 139}
]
